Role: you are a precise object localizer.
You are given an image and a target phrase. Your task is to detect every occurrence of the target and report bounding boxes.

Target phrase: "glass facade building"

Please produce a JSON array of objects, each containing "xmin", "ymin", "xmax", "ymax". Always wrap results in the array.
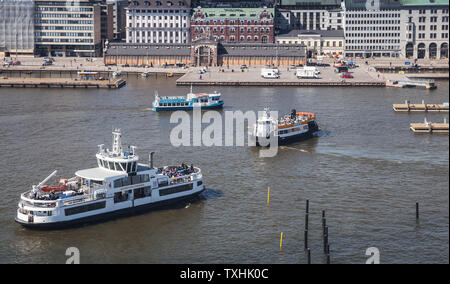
[{"xmin": 0, "ymin": 0, "xmax": 35, "ymax": 56}]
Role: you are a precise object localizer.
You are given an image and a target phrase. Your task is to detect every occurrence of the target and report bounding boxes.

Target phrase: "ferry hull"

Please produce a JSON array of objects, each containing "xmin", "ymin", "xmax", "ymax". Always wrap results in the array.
[
  {"xmin": 255, "ymin": 123, "xmax": 319, "ymax": 147},
  {"xmin": 15, "ymin": 188, "xmax": 205, "ymax": 230},
  {"xmin": 153, "ymin": 101, "xmax": 224, "ymax": 111}
]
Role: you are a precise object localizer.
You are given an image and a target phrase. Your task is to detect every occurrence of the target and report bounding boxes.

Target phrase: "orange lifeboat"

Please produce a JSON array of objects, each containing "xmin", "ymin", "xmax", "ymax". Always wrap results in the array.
[
  {"xmin": 40, "ymin": 179, "xmax": 69, "ymax": 193},
  {"xmin": 297, "ymin": 112, "xmax": 315, "ymax": 119}
]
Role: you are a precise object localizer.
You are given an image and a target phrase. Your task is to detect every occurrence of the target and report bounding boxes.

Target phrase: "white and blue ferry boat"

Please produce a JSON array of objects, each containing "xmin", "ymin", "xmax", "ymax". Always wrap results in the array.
[{"xmin": 152, "ymin": 86, "xmax": 223, "ymax": 111}]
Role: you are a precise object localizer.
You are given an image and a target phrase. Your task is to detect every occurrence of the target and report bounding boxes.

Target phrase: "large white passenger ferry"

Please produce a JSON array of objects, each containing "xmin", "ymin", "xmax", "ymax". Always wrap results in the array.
[
  {"xmin": 251, "ymin": 108, "xmax": 319, "ymax": 146},
  {"xmin": 15, "ymin": 129, "xmax": 205, "ymax": 229}
]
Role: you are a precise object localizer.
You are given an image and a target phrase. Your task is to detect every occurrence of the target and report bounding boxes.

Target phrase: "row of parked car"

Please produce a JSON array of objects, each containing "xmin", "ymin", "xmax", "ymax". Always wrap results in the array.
[{"xmin": 3, "ymin": 60, "xmax": 21, "ymax": 67}]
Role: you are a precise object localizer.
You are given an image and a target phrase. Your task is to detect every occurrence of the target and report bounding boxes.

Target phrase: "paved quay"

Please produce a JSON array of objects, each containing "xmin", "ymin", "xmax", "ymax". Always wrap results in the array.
[
  {"xmin": 176, "ymin": 65, "xmax": 386, "ymax": 87},
  {"xmin": 0, "ymin": 57, "xmax": 188, "ymax": 75},
  {"xmin": 1, "ymin": 57, "xmax": 448, "ymax": 88}
]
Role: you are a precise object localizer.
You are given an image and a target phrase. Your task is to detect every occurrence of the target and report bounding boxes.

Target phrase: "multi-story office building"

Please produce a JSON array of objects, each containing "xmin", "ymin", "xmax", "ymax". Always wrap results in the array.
[
  {"xmin": 125, "ymin": 0, "xmax": 191, "ymax": 44},
  {"xmin": 108, "ymin": 0, "xmax": 128, "ymax": 41},
  {"xmin": 34, "ymin": 0, "xmax": 103, "ymax": 57},
  {"xmin": 343, "ymin": 0, "xmax": 403, "ymax": 58},
  {"xmin": 100, "ymin": 1, "xmax": 115, "ymax": 42},
  {"xmin": 0, "ymin": 0, "xmax": 35, "ymax": 57},
  {"xmin": 277, "ymin": 0, "xmax": 344, "ymax": 33},
  {"xmin": 401, "ymin": 0, "xmax": 449, "ymax": 59},
  {"xmin": 343, "ymin": 0, "xmax": 449, "ymax": 59},
  {"xmin": 190, "ymin": 7, "xmax": 275, "ymax": 43}
]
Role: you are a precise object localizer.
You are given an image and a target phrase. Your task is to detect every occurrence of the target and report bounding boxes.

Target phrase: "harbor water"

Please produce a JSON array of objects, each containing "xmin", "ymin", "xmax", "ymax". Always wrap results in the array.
[{"xmin": 0, "ymin": 76, "xmax": 448, "ymax": 263}]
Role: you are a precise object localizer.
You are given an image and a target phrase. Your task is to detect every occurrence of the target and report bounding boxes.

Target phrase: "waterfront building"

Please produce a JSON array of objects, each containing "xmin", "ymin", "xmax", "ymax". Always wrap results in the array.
[
  {"xmin": 0, "ymin": 0, "xmax": 35, "ymax": 57},
  {"xmin": 34, "ymin": 0, "xmax": 103, "ymax": 57},
  {"xmin": 190, "ymin": 7, "xmax": 275, "ymax": 43},
  {"xmin": 276, "ymin": 29, "xmax": 345, "ymax": 58},
  {"xmin": 343, "ymin": 0, "xmax": 403, "ymax": 58},
  {"xmin": 103, "ymin": 37, "xmax": 306, "ymax": 66},
  {"xmin": 125, "ymin": 0, "xmax": 191, "ymax": 44},
  {"xmin": 100, "ymin": 1, "xmax": 115, "ymax": 42},
  {"xmin": 401, "ymin": 0, "xmax": 449, "ymax": 59},
  {"xmin": 108, "ymin": 0, "xmax": 129, "ymax": 41},
  {"xmin": 276, "ymin": 0, "xmax": 344, "ymax": 33}
]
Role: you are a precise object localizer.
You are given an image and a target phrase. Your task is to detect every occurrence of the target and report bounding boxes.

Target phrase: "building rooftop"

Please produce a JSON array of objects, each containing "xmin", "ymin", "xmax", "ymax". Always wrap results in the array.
[
  {"xmin": 279, "ymin": 0, "xmax": 342, "ymax": 6},
  {"xmin": 105, "ymin": 43, "xmax": 191, "ymax": 56},
  {"xmin": 400, "ymin": 0, "xmax": 449, "ymax": 6},
  {"xmin": 277, "ymin": 29, "xmax": 345, "ymax": 38},
  {"xmin": 105, "ymin": 42, "xmax": 306, "ymax": 58},
  {"xmin": 344, "ymin": 0, "xmax": 403, "ymax": 9},
  {"xmin": 220, "ymin": 43, "xmax": 306, "ymax": 57},
  {"xmin": 191, "ymin": 7, "xmax": 275, "ymax": 19},
  {"xmin": 127, "ymin": 0, "xmax": 191, "ymax": 9}
]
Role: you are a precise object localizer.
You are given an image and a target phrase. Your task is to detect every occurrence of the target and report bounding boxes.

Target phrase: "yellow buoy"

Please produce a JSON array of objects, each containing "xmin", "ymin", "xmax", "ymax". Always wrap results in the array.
[{"xmin": 280, "ymin": 232, "xmax": 283, "ymax": 250}]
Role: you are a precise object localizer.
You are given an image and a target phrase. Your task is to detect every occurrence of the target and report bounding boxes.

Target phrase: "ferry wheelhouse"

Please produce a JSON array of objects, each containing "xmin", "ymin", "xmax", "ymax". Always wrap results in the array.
[
  {"xmin": 15, "ymin": 129, "xmax": 205, "ymax": 229},
  {"xmin": 152, "ymin": 86, "xmax": 223, "ymax": 111},
  {"xmin": 252, "ymin": 108, "xmax": 319, "ymax": 146}
]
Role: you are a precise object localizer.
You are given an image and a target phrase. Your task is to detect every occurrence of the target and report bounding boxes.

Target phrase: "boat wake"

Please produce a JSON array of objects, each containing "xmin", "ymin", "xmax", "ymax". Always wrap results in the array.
[{"xmin": 279, "ymin": 146, "xmax": 309, "ymax": 153}]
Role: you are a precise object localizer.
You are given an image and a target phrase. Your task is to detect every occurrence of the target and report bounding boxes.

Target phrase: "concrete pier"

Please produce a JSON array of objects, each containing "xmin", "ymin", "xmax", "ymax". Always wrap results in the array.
[
  {"xmin": 410, "ymin": 121, "xmax": 449, "ymax": 133},
  {"xmin": 393, "ymin": 101, "xmax": 449, "ymax": 112},
  {"xmin": 0, "ymin": 77, "xmax": 126, "ymax": 89}
]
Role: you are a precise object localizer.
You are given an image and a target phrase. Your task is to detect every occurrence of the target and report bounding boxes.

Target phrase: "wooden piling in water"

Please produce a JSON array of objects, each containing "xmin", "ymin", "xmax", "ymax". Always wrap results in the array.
[
  {"xmin": 322, "ymin": 211, "xmax": 326, "ymax": 234},
  {"xmin": 304, "ymin": 229, "xmax": 308, "ymax": 250},
  {"xmin": 416, "ymin": 202, "xmax": 419, "ymax": 219},
  {"xmin": 307, "ymin": 248, "xmax": 311, "ymax": 264},
  {"xmin": 305, "ymin": 214, "xmax": 309, "ymax": 231}
]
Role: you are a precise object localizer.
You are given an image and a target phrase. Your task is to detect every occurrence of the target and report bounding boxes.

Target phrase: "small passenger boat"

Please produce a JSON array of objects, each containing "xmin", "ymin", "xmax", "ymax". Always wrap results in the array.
[
  {"xmin": 251, "ymin": 108, "xmax": 319, "ymax": 146},
  {"xmin": 152, "ymin": 86, "xmax": 223, "ymax": 111}
]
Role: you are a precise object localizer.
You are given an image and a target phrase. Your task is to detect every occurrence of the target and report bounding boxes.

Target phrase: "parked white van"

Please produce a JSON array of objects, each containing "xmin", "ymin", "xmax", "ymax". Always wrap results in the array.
[
  {"xmin": 296, "ymin": 67, "xmax": 320, "ymax": 79},
  {"xmin": 261, "ymin": 68, "xmax": 280, "ymax": 79}
]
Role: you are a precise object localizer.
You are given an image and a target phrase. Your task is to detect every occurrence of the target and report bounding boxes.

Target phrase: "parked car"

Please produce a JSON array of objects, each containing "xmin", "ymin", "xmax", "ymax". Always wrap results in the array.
[
  {"xmin": 12, "ymin": 61, "xmax": 21, "ymax": 66},
  {"xmin": 335, "ymin": 66, "xmax": 349, "ymax": 73},
  {"xmin": 240, "ymin": 64, "xmax": 248, "ymax": 70},
  {"xmin": 340, "ymin": 72, "xmax": 353, "ymax": 78},
  {"xmin": 42, "ymin": 61, "xmax": 53, "ymax": 66},
  {"xmin": 3, "ymin": 61, "xmax": 12, "ymax": 67}
]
